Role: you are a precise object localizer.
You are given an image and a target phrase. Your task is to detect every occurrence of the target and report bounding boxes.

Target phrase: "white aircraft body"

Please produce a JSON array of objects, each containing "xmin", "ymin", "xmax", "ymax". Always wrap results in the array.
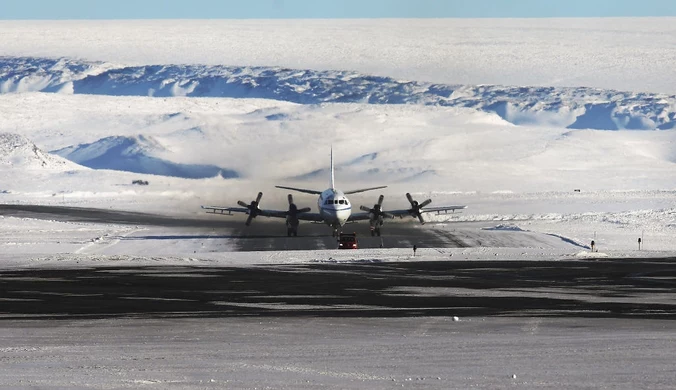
[{"xmin": 202, "ymin": 149, "xmax": 466, "ymax": 236}]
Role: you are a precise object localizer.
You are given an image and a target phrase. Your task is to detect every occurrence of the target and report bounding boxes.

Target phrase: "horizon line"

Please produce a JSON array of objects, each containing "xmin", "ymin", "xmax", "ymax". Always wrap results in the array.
[{"xmin": 2, "ymin": 15, "xmax": 676, "ymax": 21}]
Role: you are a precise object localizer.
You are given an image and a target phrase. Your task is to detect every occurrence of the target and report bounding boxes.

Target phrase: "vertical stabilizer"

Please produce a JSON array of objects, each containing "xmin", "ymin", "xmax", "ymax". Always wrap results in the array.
[{"xmin": 330, "ymin": 146, "xmax": 335, "ymax": 190}]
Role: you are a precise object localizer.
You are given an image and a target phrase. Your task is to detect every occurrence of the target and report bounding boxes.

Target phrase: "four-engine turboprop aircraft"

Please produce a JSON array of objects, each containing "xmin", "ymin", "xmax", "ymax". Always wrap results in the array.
[{"xmin": 202, "ymin": 149, "xmax": 467, "ymax": 236}]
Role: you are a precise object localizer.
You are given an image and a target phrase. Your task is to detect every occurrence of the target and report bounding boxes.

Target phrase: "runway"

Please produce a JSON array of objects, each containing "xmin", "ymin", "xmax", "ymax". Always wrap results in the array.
[
  {"xmin": 4, "ymin": 203, "xmax": 673, "ymax": 320},
  {"xmin": 0, "ymin": 204, "xmax": 469, "ymax": 251},
  {"xmin": 2, "ymin": 206, "xmax": 675, "ymax": 389},
  {"xmin": 1, "ymin": 259, "xmax": 675, "ymax": 320}
]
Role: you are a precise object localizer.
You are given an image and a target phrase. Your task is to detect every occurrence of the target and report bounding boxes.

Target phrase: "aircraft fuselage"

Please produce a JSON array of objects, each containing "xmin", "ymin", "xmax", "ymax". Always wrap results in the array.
[{"xmin": 318, "ymin": 188, "xmax": 351, "ymax": 229}]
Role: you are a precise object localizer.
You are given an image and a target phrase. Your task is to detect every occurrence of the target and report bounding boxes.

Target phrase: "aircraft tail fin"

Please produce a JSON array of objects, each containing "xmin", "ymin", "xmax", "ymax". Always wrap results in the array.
[{"xmin": 330, "ymin": 146, "xmax": 335, "ymax": 190}]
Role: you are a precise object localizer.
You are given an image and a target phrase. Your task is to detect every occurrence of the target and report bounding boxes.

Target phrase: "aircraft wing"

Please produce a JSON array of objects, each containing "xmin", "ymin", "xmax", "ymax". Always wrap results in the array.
[
  {"xmin": 382, "ymin": 205, "xmax": 467, "ymax": 218},
  {"xmin": 274, "ymin": 185, "xmax": 323, "ymax": 195},
  {"xmin": 343, "ymin": 185, "xmax": 387, "ymax": 195},
  {"xmin": 346, "ymin": 211, "xmax": 378, "ymax": 222},
  {"xmin": 201, "ymin": 206, "xmax": 324, "ymax": 222},
  {"xmin": 201, "ymin": 205, "xmax": 288, "ymax": 219},
  {"xmin": 420, "ymin": 205, "xmax": 467, "ymax": 214},
  {"xmin": 201, "ymin": 205, "xmax": 249, "ymax": 215},
  {"xmin": 295, "ymin": 212, "xmax": 325, "ymax": 222}
]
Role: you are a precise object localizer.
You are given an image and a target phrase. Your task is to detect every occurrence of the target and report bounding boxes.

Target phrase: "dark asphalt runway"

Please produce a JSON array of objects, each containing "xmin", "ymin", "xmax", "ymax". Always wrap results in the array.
[
  {"xmin": 0, "ymin": 204, "xmax": 235, "ymax": 228},
  {"xmin": 1, "ymin": 259, "xmax": 675, "ymax": 321},
  {"xmin": 0, "ymin": 204, "xmax": 469, "ymax": 251},
  {"xmin": 2, "ymin": 204, "xmax": 675, "ymax": 322}
]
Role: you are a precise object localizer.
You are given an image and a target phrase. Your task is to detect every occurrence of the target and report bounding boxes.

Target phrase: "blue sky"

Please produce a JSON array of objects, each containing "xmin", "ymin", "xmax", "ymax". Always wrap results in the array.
[{"xmin": 2, "ymin": 0, "xmax": 676, "ymax": 20}]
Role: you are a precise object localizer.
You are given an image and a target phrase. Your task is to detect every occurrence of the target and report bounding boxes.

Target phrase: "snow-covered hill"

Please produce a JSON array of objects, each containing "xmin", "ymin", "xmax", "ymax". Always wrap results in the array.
[
  {"xmin": 3, "ymin": 92, "xmax": 676, "ymax": 197},
  {"xmin": 2, "ymin": 55, "xmax": 675, "ymax": 182},
  {"xmin": 0, "ymin": 132, "xmax": 81, "ymax": 170},
  {"xmin": 52, "ymin": 135, "xmax": 238, "ymax": 179},
  {"xmin": 2, "ymin": 57, "xmax": 676, "ymax": 131}
]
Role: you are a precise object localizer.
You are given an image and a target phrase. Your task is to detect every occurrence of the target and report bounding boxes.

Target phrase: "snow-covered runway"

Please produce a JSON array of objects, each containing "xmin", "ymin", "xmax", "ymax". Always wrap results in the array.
[
  {"xmin": 0, "ymin": 203, "xmax": 584, "ymax": 253},
  {"xmin": 2, "ymin": 260, "xmax": 675, "ymax": 389},
  {"xmin": 2, "ymin": 316, "xmax": 673, "ymax": 389}
]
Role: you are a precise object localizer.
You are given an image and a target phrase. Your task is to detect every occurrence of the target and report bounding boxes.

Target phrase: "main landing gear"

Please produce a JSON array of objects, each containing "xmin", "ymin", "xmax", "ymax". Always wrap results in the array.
[{"xmin": 286, "ymin": 225, "xmax": 298, "ymax": 237}]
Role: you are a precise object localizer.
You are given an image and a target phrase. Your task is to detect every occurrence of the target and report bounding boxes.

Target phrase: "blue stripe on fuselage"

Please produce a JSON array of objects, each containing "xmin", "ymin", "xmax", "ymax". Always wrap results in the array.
[{"xmin": 320, "ymin": 206, "xmax": 352, "ymax": 213}]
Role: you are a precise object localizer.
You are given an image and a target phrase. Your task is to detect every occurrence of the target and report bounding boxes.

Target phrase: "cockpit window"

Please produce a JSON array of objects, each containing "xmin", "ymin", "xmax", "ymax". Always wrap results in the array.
[{"xmin": 325, "ymin": 197, "xmax": 350, "ymax": 206}]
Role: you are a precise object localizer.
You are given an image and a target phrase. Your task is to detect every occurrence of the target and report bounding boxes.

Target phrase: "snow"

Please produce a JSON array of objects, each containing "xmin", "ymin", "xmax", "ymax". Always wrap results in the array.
[
  {"xmin": 1, "ymin": 18, "xmax": 676, "ymax": 94},
  {"xmin": 0, "ymin": 132, "xmax": 79, "ymax": 170},
  {"xmin": 2, "ymin": 74, "xmax": 676, "ymax": 258},
  {"xmin": 3, "ymin": 57, "xmax": 676, "ymax": 130},
  {"xmin": 1, "ymin": 18, "xmax": 676, "ymax": 389},
  {"xmin": 1, "ymin": 316, "xmax": 672, "ymax": 389}
]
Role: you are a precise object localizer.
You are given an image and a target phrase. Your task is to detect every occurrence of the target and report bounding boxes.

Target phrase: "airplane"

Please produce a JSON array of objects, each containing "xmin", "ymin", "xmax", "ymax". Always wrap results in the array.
[{"xmin": 201, "ymin": 148, "xmax": 467, "ymax": 236}]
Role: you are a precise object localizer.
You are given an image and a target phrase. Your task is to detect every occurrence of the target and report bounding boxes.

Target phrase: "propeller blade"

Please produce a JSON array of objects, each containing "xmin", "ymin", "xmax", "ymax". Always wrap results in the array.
[
  {"xmin": 406, "ymin": 192, "xmax": 414, "ymax": 205},
  {"xmin": 245, "ymin": 214, "xmax": 255, "ymax": 226},
  {"xmin": 377, "ymin": 194, "xmax": 384, "ymax": 206},
  {"xmin": 297, "ymin": 207, "xmax": 311, "ymax": 213},
  {"xmin": 383, "ymin": 212, "xmax": 395, "ymax": 219},
  {"xmin": 255, "ymin": 192, "xmax": 263, "ymax": 204},
  {"xmin": 287, "ymin": 194, "xmax": 294, "ymax": 205},
  {"xmin": 360, "ymin": 205, "xmax": 372, "ymax": 212},
  {"xmin": 419, "ymin": 199, "xmax": 432, "ymax": 208},
  {"xmin": 418, "ymin": 214, "xmax": 425, "ymax": 224},
  {"xmin": 237, "ymin": 200, "xmax": 248, "ymax": 208}
]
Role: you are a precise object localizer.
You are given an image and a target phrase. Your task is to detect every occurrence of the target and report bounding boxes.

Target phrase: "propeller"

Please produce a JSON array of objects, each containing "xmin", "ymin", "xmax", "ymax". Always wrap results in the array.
[
  {"xmin": 286, "ymin": 194, "xmax": 311, "ymax": 218},
  {"xmin": 359, "ymin": 194, "xmax": 394, "ymax": 223},
  {"xmin": 406, "ymin": 192, "xmax": 432, "ymax": 224},
  {"xmin": 237, "ymin": 192, "xmax": 263, "ymax": 226}
]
